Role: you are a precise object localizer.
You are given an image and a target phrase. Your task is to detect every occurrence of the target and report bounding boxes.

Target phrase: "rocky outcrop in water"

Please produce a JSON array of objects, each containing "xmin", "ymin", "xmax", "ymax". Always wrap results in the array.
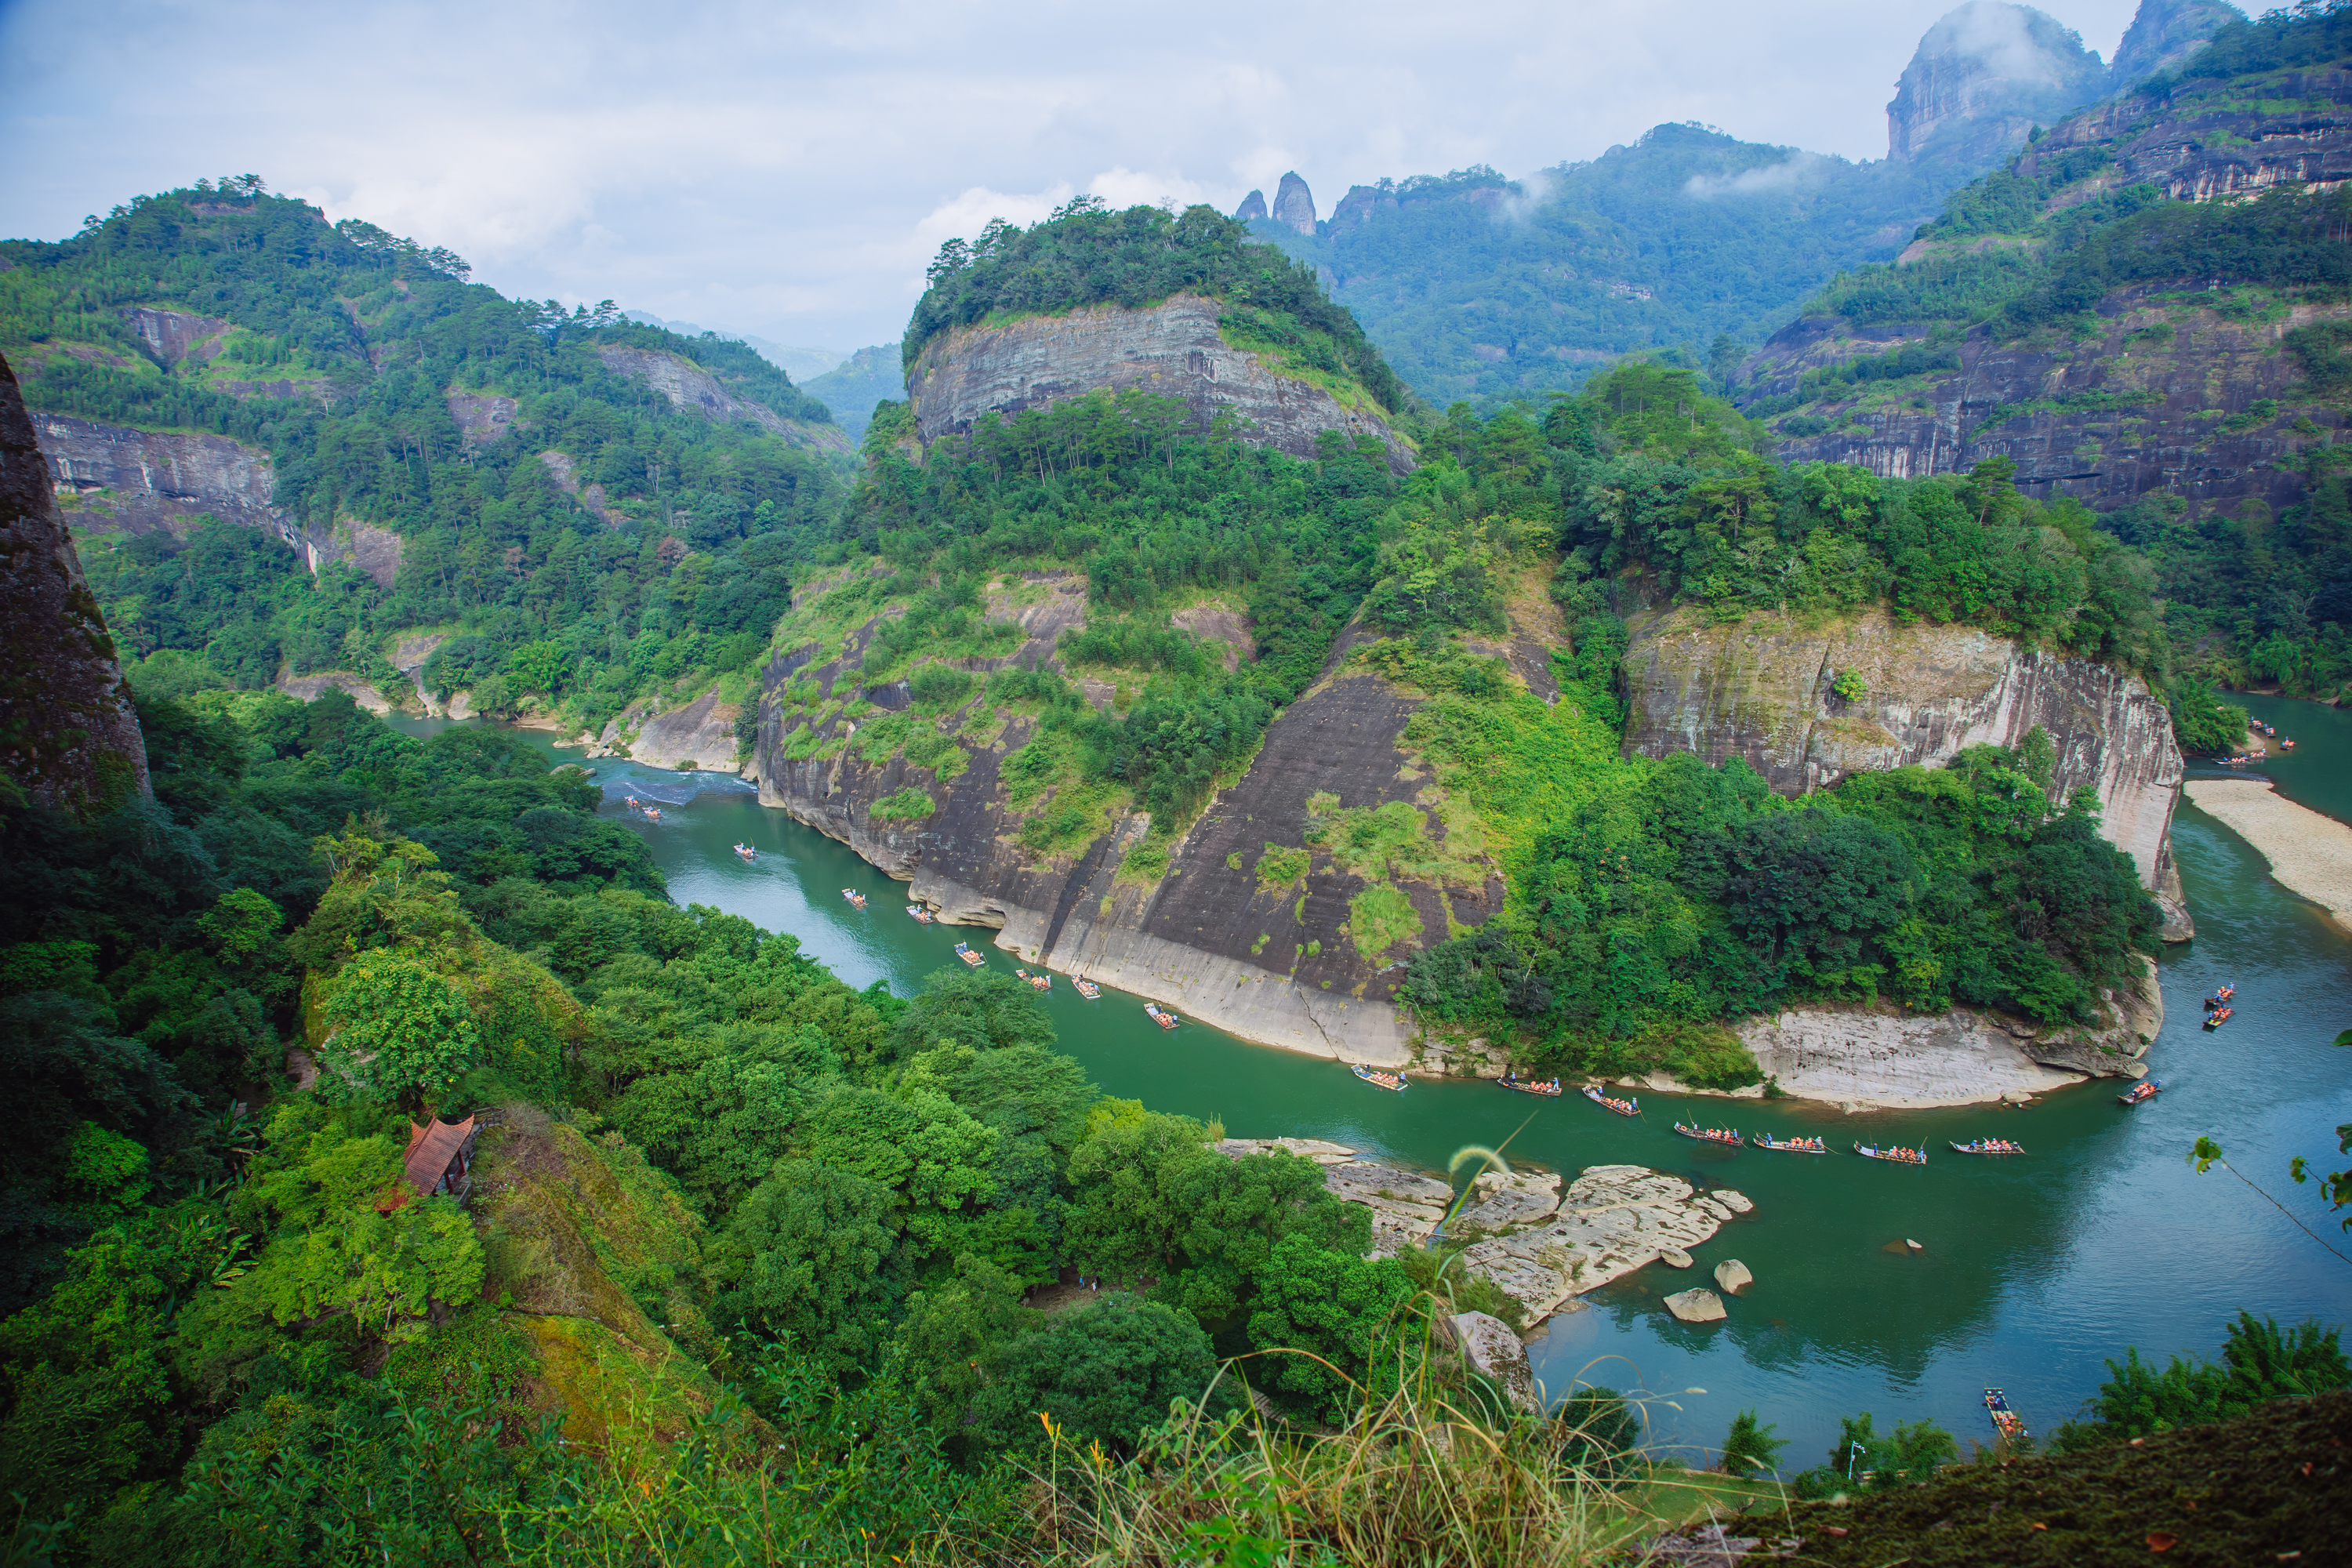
[
  {"xmin": 905, "ymin": 293, "xmax": 1413, "ymax": 472},
  {"xmin": 1, "ymin": 351, "xmax": 149, "ymax": 814},
  {"xmin": 1621, "ymin": 604, "xmax": 2184, "ymax": 887},
  {"xmin": 1886, "ymin": 2, "xmax": 2107, "ymax": 165},
  {"xmin": 1739, "ymin": 956, "xmax": 2159, "ymax": 1105},
  {"xmin": 597, "ymin": 687, "xmax": 745, "ymax": 771},
  {"xmin": 1213, "ymin": 1141, "xmax": 1751, "ymax": 1327}
]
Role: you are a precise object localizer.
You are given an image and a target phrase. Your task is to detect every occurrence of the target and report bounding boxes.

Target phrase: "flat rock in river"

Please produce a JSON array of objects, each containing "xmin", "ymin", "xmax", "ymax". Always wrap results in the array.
[
  {"xmin": 1452, "ymin": 1169, "xmax": 1563, "ymax": 1231},
  {"xmin": 1664, "ymin": 1288, "xmax": 1727, "ymax": 1323},
  {"xmin": 1713, "ymin": 1259, "xmax": 1754, "ymax": 1294}
]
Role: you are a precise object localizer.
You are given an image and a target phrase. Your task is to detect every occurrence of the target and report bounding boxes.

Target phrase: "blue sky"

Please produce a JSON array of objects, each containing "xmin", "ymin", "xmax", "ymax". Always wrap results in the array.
[{"xmin": 0, "ymin": 0, "xmax": 2144, "ymax": 357}]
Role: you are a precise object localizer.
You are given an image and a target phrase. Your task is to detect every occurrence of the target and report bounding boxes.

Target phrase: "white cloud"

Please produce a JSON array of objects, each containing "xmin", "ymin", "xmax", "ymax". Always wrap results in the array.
[
  {"xmin": 0, "ymin": 0, "xmax": 2145, "ymax": 350},
  {"xmin": 1684, "ymin": 151, "xmax": 1837, "ymax": 199}
]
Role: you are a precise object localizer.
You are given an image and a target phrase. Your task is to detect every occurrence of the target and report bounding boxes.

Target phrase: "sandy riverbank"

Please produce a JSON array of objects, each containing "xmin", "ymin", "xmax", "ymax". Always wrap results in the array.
[{"xmin": 2182, "ymin": 778, "xmax": 2352, "ymax": 930}]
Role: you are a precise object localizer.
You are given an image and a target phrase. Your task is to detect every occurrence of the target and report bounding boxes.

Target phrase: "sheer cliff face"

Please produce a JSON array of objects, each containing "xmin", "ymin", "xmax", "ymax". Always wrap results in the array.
[
  {"xmin": 1887, "ymin": 1, "xmax": 2106, "ymax": 164},
  {"xmin": 1271, "ymin": 172, "xmax": 1318, "ymax": 236},
  {"xmin": 1620, "ymin": 605, "xmax": 2182, "ymax": 887},
  {"xmin": 0, "ymin": 352, "xmax": 149, "ymax": 813},
  {"xmin": 753, "ymin": 576, "xmax": 1515, "ymax": 1067},
  {"xmin": 905, "ymin": 293, "xmax": 1414, "ymax": 473}
]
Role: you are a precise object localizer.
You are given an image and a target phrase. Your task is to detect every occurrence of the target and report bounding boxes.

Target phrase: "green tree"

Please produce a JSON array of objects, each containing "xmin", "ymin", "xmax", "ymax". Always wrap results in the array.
[
  {"xmin": 1243, "ymin": 1234, "xmax": 1417, "ymax": 1421},
  {"xmin": 1720, "ymin": 1408, "xmax": 1788, "ymax": 1478},
  {"xmin": 318, "ymin": 949, "xmax": 481, "ymax": 1114},
  {"xmin": 967, "ymin": 1292, "xmax": 1222, "ymax": 1458},
  {"xmin": 715, "ymin": 1160, "xmax": 908, "ymax": 1373},
  {"xmin": 887, "ymin": 968, "xmax": 1056, "ymax": 1064}
]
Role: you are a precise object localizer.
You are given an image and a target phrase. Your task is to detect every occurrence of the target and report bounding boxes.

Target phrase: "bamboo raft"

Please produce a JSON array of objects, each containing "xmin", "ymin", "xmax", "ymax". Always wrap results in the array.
[{"xmin": 1854, "ymin": 1142, "xmax": 1927, "ymax": 1166}]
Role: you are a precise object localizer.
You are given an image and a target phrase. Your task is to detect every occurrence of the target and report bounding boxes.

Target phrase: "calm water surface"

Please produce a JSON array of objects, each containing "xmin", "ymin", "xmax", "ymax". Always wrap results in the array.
[{"xmin": 393, "ymin": 710, "xmax": 2352, "ymax": 1464}]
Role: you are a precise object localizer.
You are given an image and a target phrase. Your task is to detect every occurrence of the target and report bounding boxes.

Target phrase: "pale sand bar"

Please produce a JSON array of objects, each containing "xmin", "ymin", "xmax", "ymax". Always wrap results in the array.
[{"xmin": 2182, "ymin": 778, "xmax": 2352, "ymax": 929}]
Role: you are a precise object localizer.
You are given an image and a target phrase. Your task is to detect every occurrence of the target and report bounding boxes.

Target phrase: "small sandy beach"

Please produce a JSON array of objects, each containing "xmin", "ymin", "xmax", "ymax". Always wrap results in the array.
[{"xmin": 2182, "ymin": 778, "xmax": 2352, "ymax": 930}]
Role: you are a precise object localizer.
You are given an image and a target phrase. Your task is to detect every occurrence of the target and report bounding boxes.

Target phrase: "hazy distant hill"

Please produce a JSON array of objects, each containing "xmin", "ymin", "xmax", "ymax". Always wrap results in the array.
[
  {"xmin": 624, "ymin": 310, "xmax": 847, "ymax": 383},
  {"xmin": 802, "ymin": 343, "xmax": 906, "ymax": 437},
  {"xmin": 1253, "ymin": 0, "xmax": 2239, "ymax": 406}
]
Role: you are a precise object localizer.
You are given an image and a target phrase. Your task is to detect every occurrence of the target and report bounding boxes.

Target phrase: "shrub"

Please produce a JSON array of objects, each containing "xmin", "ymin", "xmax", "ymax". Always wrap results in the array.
[{"xmin": 871, "ymin": 787, "xmax": 935, "ymax": 822}]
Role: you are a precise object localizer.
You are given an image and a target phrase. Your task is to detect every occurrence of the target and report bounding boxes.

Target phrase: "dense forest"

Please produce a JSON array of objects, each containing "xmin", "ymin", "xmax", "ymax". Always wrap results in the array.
[
  {"xmin": 1743, "ymin": 0, "xmax": 2352, "ymax": 704},
  {"xmin": 0, "ymin": 180, "xmax": 850, "ymax": 735}
]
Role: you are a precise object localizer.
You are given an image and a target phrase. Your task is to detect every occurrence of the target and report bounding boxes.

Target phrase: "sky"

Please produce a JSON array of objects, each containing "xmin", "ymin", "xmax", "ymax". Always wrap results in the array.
[{"xmin": 0, "ymin": 0, "xmax": 2147, "ymax": 361}]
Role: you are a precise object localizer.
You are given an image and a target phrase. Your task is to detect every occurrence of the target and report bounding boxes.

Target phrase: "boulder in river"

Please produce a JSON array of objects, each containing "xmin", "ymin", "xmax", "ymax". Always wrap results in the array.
[
  {"xmin": 1660, "ymin": 1248, "xmax": 1694, "ymax": 1269},
  {"xmin": 1713, "ymin": 1189, "xmax": 1754, "ymax": 1214},
  {"xmin": 1713, "ymin": 1259, "xmax": 1754, "ymax": 1294},
  {"xmin": 1664, "ymin": 1288, "xmax": 1727, "ymax": 1323}
]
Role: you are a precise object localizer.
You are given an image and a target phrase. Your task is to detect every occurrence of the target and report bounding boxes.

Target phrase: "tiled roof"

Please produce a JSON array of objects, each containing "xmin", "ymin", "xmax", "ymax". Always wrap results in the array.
[{"xmin": 402, "ymin": 1115, "xmax": 476, "ymax": 1196}]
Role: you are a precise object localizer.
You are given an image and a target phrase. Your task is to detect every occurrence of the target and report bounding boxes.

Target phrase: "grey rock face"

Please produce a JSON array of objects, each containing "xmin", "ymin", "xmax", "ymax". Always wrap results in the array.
[
  {"xmin": 121, "ymin": 307, "xmax": 230, "ymax": 365},
  {"xmin": 2110, "ymin": 0, "xmax": 2241, "ymax": 86},
  {"xmin": 0, "ymin": 351, "xmax": 150, "ymax": 813},
  {"xmin": 1448, "ymin": 1312, "xmax": 1538, "ymax": 1410},
  {"xmin": 906, "ymin": 293, "xmax": 1412, "ymax": 472},
  {"xmin": 1621, "ymin": 604, "xmax": 2183, "ymax": 887},
  {"xmin": 1234, "ymin": 188, "xmax": 1269, "ymax": 223},
  {"xmin": 448, "ymin": 391, "xmax": 517, "ymax": 445},
  {"xmin": 1713, "ymin": 1259, "xmax": 1754, "ymax": 1294},
  {"xmin": 594, "ymin": 346, "xmax": 849, "ymax": 454},
  {"xmin": 605, "ymin": 687, "xmax": 745, "ymax": 771},
  {"xmin": 1271, "ymin": 171, "xmax": 1317, "ymax": 235},
  {"xmin": 34, "ymin": 411, "xmax": 285, "ymax": 540},
  {"xmin": 1886, "ymin": 2, "xmax": 2107, "ymax": 164}
]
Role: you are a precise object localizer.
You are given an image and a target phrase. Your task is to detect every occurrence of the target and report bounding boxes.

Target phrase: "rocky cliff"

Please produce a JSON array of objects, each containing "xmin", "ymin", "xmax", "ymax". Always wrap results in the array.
[
  {"xmin": 1271, "ymin": 172, "xmax": 1318, "ymax": 236},
  {"xmin": 753, "ymin": 573, "xmax": 1519, "ymax": 1068},
  {"xmin": 34, "ymin": 412, "xmax": 288, "ymax": 540},
  {"xmin": 1751, "ymin": 61, "xmax": 2352, "ymax": 510},
  {"xmin": 905, "ymin": 293, "xmax": 1414, "ymax": 472},
  {"xmin": 1, "ymin": 352, "xmax": 149, "ymax": 813},
  {"xmin": 2108, "ymin": 0, "xmax": 2241, "ymax": 86},
  {"xmin": 1887, "ymin": 2, "xmax": 2107, "ymax": 165},
  {"xmin": 595, "ymin": 346, "xmax": 850, "ymax": 455},
  {"xmin": 1620, "ymin": 604, "xmax": 2184, "ymax": 887}
]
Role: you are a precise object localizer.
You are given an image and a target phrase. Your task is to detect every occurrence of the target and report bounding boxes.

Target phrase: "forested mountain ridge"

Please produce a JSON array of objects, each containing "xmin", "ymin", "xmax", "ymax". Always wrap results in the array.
[
  {"xmin": 1246, "ymin": 0, "xmax": 2239, "ymax": 407},
  {"xmin": 1737, "ymin": 0, "xmax": 2352, "ymax": 700},
  {"xmin": 903, "ymin": 198, "xmax": 1417, "ymax": 469},
  {"xmin": 0, "ymin": 180, "xmax": 851, "ymax": 735}
]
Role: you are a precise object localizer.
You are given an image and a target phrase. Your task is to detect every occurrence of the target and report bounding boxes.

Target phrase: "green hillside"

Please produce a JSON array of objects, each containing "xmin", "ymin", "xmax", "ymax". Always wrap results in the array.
[
  {"xmin": 908, "ymin": 196, "xmax": 1412, "ymax": 419},
  {"xmin": 0, "ymin": 180, "xmax": 851, "ymax": 731}
]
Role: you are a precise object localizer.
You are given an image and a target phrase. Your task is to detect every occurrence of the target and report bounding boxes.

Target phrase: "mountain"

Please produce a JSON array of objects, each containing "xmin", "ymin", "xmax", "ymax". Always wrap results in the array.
[
  {"xmin": 0, "ymin": 183, "xmax": 851, "ymax": 732},
  {"xmin": 2110, "ymin": 0, "xmax": 2245, "ymax": 82},
  {"xmin": 1737, "ymin": 0, "xmax": 2352, "ymax": 699},
  {"xmin": 801, "ymin": 342, "xmax": 907, "ymax": 436},
  {"xmin": 1884, "ymin": 0, "xmax": 2109, "ymax": 165},
  {"xmin": 624, "ymin": 310, "xmax": 848, "ymax": 381},
  {"xmin": 1243, "ymin": 0, "xmax": 2240, "ymax": 408}
]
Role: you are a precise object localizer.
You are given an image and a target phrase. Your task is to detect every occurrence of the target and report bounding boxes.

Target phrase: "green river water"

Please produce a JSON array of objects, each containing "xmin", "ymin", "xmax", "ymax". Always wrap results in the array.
[{"xmin": 394, "ymin": 710, "xmax": 2352, "ymax": 1466}]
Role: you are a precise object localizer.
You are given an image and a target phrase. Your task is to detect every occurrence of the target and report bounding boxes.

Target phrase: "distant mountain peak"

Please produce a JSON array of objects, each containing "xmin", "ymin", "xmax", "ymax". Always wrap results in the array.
[
  {"xmin": 2110, "ymin": 0, "xmax": 2244, "ymax": 86},
  {"xmin": 1234, "ymin": 188, "xmax": 1269, "ymax": 223},
  {"xmin": 1887, "ymin": 1, "xmax": 2107, "ymax": 164},
  {"xmin": 1271, "ymin": 172, "xmax": 1316, "ymax": 236}
]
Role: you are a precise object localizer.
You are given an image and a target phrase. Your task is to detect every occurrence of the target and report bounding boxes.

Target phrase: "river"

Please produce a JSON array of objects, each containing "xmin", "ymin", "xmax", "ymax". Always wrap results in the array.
[{"xmin": 393, "ymin": 710, "xmax": 2352, "ymax": 1468}]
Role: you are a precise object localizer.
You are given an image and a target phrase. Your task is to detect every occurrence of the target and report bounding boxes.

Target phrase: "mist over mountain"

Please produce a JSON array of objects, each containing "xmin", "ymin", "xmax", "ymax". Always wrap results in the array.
[
  {"xmin": 1243, "ymin": 0, "xmax": 2241, "ymax": 405},
  {"xmin": 623, "ymin": 310, "xmax": 848, "ymax": 383}
]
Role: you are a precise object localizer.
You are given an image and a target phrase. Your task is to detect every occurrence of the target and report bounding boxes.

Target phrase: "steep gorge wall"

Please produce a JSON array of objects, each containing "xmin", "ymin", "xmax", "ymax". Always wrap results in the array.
[
  {"xmin": 1621, "ymin": 604, "xmax": 2184, "ymax": 887},
  {"xmin": 906, "ymin": 294, "xmax": 1415, "ymax": 473},
  {"xmin": 1, "ymin": 353, "xmax": 149, "ymax": 812},
  {"xmin": 752, "ymin": 580, "xmax": 1494, "ymax": 1067}
]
